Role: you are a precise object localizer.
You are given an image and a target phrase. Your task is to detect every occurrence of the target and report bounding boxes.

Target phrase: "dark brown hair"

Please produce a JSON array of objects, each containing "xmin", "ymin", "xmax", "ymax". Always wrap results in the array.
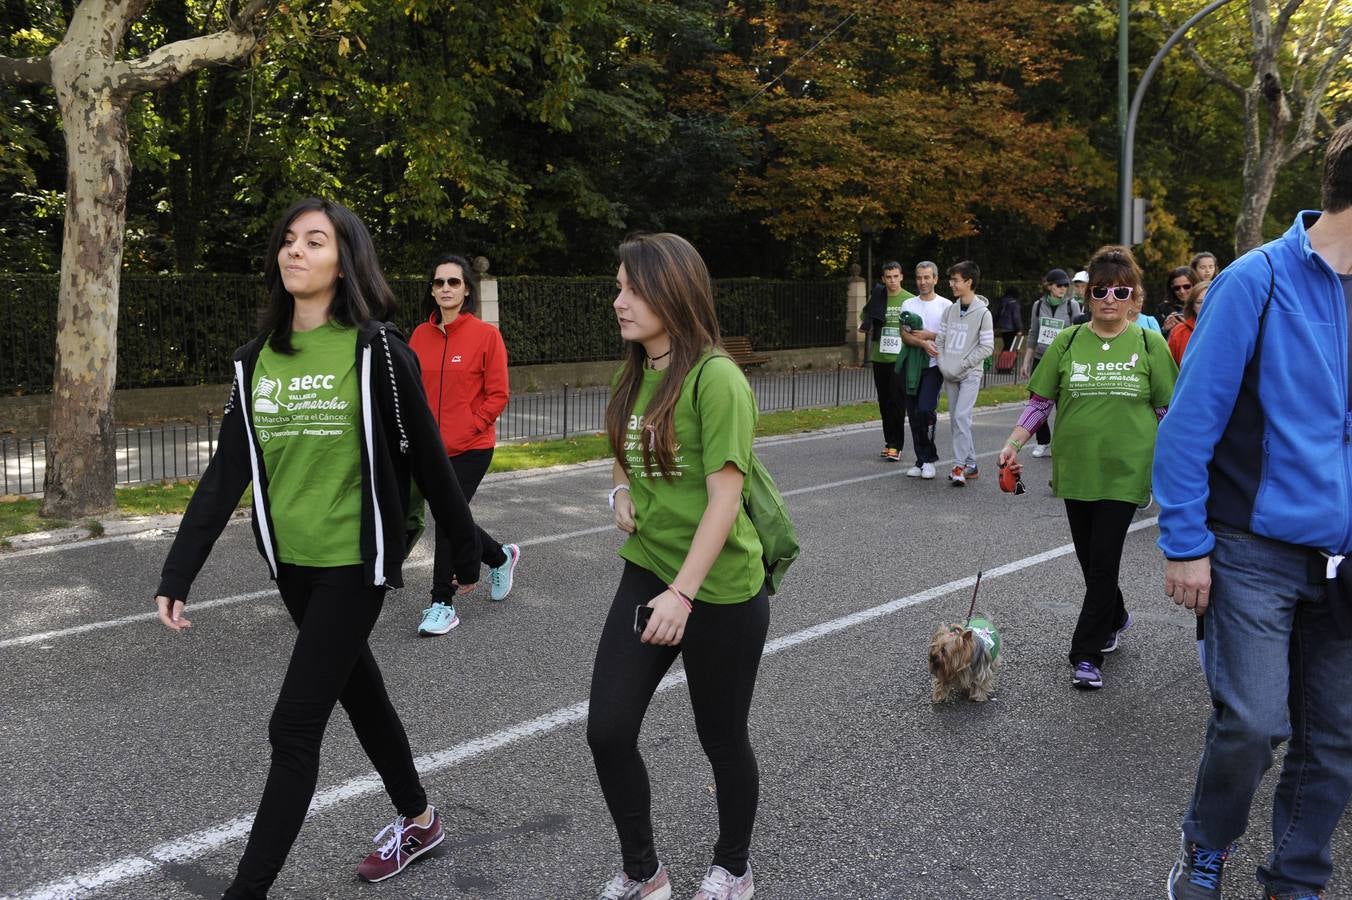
[
  {"xmin": 424, "ymin": 253, "xmax": 478, "ymax": 316},
  {"xmin": 605, "ymin": 233, "xmax": 722, "ymax": 478},
  {"xmin": 1323, "ymin": 120, "xmax": 1352, "ymax": 213}
]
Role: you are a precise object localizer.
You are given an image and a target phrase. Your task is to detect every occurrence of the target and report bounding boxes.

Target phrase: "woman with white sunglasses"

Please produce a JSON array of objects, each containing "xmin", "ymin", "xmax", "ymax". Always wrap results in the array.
[
  {"xmin": 998, "ymin": 245, "xmax": 1178, "ymax": 691},
  {"xmin": 408, "ymin": 254, "xmax": 520, "ymax": 636}
]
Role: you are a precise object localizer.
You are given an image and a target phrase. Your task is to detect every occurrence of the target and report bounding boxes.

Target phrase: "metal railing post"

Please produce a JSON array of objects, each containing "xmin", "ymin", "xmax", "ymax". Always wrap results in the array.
[{"xmin": 562, "ymin": 384, "xmax": 570, "ymax": 438}]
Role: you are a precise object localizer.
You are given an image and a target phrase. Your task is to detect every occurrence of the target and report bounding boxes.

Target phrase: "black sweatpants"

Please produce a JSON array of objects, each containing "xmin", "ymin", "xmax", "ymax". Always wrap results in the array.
[
  {"xmin": 587, "ymin": 562, "xmax": 770, "ymax": 881},
  {"xmin": 225, "ymin": 564, "xmax": 427, "ymax": 899},
  {"xmin": 903, "ymin": 365, "xmax": 943, "ymax": 464},
  {"xmin": 1064, "ymin": 499, "xmax": 1136, "ymax": 668},
  {"xmin": 431, "ymin": 448, "xmax": 507, "ymax": 601},
  {"xmin": 871, "ymin": 360, "xmax": 906, "ymax": 451}
]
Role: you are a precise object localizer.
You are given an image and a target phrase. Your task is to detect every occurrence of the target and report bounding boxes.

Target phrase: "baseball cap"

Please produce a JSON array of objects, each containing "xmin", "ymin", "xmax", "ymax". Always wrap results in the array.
[
  {"xmin": 1044, "ymin": 268, "xmax": 1071, "ymax": 286},
  {"xmin": 1072, "ymin": 270, "xmax": 1089, "ymax": 283}
]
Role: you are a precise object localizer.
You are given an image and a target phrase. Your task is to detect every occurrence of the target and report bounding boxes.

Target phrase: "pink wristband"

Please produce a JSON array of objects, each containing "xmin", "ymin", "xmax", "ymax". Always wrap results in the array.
[{"xmin": 668, "ymin": 585, "xmax": 694, "ymax": 610}]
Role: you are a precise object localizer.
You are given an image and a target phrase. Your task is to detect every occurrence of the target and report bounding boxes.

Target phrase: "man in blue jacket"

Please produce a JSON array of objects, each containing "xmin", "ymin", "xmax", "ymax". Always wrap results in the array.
[{"xmin": 1158, "ymin": 121, "xmax": 1352, "ymax": 900}]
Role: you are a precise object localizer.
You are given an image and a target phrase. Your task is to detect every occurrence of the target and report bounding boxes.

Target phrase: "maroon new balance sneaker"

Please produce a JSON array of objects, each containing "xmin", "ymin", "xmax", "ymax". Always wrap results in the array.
[{"xmin": 356, "ymin": 807, "xmax": 444, "ymax": 883}]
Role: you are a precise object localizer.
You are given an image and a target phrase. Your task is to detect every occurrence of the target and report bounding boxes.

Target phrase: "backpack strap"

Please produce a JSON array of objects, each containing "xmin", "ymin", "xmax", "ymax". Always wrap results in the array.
[{"xmin": 691, "ymin": 350, "xmax": 731, "ymax": 406}]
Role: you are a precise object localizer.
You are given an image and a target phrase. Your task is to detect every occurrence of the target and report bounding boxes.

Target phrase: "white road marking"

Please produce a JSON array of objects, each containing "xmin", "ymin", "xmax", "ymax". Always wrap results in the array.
[
  {"xmin": 0, "ymin": 440, "xmax": 1010, "ymax": 650},
  {"xmin": 13, "ymin": 517, "xmax": 1158, "ymax": 900}
]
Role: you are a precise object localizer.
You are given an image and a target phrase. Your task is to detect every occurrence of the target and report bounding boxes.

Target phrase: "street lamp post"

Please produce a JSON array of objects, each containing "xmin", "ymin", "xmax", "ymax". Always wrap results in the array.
[{"xmin": 1119, "ymin": 0, "xmax": 1239, "ymax": 245}]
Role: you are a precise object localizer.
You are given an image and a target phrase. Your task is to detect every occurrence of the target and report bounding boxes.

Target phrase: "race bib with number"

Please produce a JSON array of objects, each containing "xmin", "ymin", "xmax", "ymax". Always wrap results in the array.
[
  {"xmin": 879, "ymin": 327, "xmax": 902, "ymax": 355},
  {"xmin": 1037, "ymin": 316, "xmax": 1066, "ymax": 348}
]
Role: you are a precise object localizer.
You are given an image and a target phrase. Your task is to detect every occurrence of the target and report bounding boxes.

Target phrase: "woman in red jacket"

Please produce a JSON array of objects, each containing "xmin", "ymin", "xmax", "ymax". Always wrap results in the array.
[
  {"xmin": 1167, "ymin": 279, "xmax": 1211, "ymax": 367},
  {"xmin": 408, "ymin": 254, "xmax": 519, "ymax": 636}
]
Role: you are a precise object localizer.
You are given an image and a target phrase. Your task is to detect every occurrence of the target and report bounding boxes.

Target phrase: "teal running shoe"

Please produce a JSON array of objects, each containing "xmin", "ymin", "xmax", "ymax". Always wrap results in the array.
[
  {"xmin": 417, "ymin": 602, "xmax": 459, "ymax": 636},
  {"xmin": 489, "ymin": 544, "xmax": 520, "ymax": 601}
]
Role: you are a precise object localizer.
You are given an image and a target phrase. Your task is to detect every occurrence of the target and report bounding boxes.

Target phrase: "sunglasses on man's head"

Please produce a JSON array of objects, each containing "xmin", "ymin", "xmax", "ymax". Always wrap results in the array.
[
  {"xmin": 1089, "ymin": 285, "xmax": 1134, "ymax": 302},
  {"xmin": 432, "ymin": 277, "xmax": 464, "ymax": 288},
  {"xmin": 1172, "ymin": 281, "xmax": 1192, "ymax": 293}
]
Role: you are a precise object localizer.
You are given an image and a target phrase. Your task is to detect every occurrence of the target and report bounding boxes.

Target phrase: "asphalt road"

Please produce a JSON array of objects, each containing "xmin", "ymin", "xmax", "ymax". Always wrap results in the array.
[{"xmin": 3, "ymin": 405, "xmax": 1348, "ymax": 900}]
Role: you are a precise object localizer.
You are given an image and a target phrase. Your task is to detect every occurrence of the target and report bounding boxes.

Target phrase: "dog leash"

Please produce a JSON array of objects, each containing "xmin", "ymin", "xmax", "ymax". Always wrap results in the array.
[{"xmin": 964, "ymin": 570, "xmax": 983, "ymax": 628}]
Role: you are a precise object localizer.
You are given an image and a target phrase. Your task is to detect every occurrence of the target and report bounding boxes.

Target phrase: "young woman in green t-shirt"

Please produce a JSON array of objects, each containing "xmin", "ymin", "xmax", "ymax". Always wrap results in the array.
[
  {"xmin": 589, "ymin": 233, "xmax": 768, "ymax": 900},
  {"xmin": 998, "ymin": 245, "xmax": 1177, "ymax": 692},
  {"xmin": 153, "ymin": 198, "xmax": 483, "ymax": 896}
]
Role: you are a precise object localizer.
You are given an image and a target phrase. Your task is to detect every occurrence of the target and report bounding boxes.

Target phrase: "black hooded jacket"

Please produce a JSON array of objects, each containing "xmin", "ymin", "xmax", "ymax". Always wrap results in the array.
[{"xmin": 157, "ymin": 320, "xmax": 480, "ymax": 601}]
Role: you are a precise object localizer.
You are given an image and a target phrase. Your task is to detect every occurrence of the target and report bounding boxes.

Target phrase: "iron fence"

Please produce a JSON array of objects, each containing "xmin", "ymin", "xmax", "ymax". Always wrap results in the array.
[{"xmin": 1, "ymin": 365, "xmax": 1025, "ymax": 495}]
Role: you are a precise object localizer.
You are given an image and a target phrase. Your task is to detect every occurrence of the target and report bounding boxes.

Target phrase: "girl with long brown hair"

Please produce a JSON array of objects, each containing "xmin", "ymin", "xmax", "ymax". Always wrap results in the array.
[{"xmin": 589, "ymin": 233, "xmax": 768, "ymax": 900}]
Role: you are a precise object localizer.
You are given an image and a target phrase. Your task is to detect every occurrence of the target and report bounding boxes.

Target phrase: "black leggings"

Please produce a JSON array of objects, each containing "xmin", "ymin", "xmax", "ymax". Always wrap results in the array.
[
  {"xmin": 587, "ymin": 562, "xmax": 770, "ymax": 881},
  {"xmin": 872, "ymin": 360, "xmax": 906, "ymax": 451},
  {"xmin": 432, "ymin": 448, "xmax": 507, "ymax": 601},
  {"xmin": 225, "ymin": 564, "xmax": 427, "ymax": 899},
  {"xmin": 1064, "ymin": 499, "xmax": 1136, "ymax": 667}
]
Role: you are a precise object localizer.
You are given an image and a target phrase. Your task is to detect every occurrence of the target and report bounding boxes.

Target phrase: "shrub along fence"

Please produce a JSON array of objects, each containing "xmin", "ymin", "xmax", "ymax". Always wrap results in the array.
[{"xmin": 0, "ymin": 274, "xmax": 848, "ymax": 393}]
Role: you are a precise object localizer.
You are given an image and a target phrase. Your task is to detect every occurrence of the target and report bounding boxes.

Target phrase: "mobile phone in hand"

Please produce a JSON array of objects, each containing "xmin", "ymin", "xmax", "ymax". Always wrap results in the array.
[{"xmin": 633, "ymin": 604, "xmax": 654, "ymax": 635}]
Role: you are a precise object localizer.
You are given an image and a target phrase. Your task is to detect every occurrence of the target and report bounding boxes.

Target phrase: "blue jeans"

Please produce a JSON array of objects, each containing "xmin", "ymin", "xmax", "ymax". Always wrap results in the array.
[
  {"xmin": 1183, "ymin": 524, "xmax": 1352, "ymax": 894},
  {"xmin": 902, "ymin": 366, "xmax": 943, "ymax": 464}
]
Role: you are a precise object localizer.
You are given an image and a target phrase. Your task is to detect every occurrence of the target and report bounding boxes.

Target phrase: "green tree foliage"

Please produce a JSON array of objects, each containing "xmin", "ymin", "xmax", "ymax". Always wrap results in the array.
[{"xmin": 1, "ymin": 0, "xmax": 1348, "ymax": 282}]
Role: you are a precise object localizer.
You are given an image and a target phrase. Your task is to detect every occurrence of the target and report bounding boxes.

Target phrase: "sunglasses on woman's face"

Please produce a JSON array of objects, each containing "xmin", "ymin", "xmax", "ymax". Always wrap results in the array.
[
  {"xmin": 1172, "ymin": 281, "xmax": 1192, "ymax": 293},
  {"xmin": 432, "ymin": 277, "xmax": 464, "ymax": 289},
  {"xmin": 1089, "ymin": 285, "xmax": 1134, "ymax": 302}
]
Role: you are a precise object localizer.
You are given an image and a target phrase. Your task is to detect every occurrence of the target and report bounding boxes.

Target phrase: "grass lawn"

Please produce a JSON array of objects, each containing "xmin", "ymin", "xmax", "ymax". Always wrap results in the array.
[{"xmin": 0, "ymin": 383, "xmax": 1026, "ymax": 541}]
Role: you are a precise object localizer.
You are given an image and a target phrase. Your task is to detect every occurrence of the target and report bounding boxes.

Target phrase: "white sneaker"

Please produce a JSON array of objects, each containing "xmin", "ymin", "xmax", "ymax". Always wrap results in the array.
[
  {"xmin": 1031, "ymin": 444, "xmax": 1051, "ymax": 458},
  {"xmin": 920, "ymin": 463, "xmax": 936, "ymax": 479},
  {"xmin": 691, "ymin": 864, "xmax": 754, "ymax": 900},
  {"xmin": 905, "ymin": 464, "xmax": 923, "ymax": 477},
  {"xmin": 598, "ymin": 861, "xmax": 672, "ymax": 900}
]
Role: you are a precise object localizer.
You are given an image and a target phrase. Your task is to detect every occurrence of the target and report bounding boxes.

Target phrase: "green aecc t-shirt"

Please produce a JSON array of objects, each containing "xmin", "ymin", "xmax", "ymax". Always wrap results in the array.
[
  {"xmin": 617, "ymin": 354, "xmax": 765, "ymax": 603},
  {"xmin": 866, "ymin": 290, "xmax": 916, "ymax": 364},
  {"xmin": 251, "ymin": 322, "xmax": 363, "ymax": 566},
  {"xmin": 1026, "ymin": 323, "xmax": 1177, "ymax": 505}
]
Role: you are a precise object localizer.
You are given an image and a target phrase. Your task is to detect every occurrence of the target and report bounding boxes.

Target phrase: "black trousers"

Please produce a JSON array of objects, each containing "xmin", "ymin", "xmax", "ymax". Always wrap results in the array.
[
  {"xmin": 225, "ymin": 564, "xmax": 426, "ymax": 899},
  {"xmin": 1028, "ymin": 354, "xmax": 1052, "ymax": 446},
  {"xmin": 431, "ymin": 448, "xmax": 507, "ymax": 601},
  {"xmin": 903, "ymin": 366, "xmax": 943, "ymax": 464},
  {"xmin": 1064, "ymin": 499, "xmax": 1136, "ymax": 667},
  {"xmin": 587, "ymin": 562, "xmax": 770, "ymax": 881},
  {"xmin": 871, "ymin": 360, "xmax": 906, "ymax": 451}
]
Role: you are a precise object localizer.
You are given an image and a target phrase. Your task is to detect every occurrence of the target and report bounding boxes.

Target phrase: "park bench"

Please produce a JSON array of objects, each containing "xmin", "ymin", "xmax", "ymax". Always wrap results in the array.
[{"xmin": 723, "ymin": 336, "xmax": 771, "ymax": 368}]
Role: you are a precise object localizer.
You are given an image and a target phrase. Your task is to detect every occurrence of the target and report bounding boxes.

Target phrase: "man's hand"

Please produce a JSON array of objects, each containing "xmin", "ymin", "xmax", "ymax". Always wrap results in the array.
[{"xmin": 1165, "ymin": 557, "xmax": 1212, "ymax": 615}]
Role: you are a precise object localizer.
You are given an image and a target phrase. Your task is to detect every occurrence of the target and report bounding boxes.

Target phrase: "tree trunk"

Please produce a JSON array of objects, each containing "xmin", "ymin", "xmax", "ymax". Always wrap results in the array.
[
  {"xmin": 1235, "ymin": 136, "xmax": 1282, "ymax": 254},
  {"xmin": 41, "ymin": 47, "xmax": 130, "ymax": 517},
  {"xmin": 1233, "ymin": 85, "xmax": 1282, "ymax": 255}
]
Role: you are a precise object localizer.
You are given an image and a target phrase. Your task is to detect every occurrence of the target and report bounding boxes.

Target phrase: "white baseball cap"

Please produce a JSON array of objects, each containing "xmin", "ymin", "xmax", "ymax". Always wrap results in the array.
[{"xmin": 1072, "ymin": 270, "xmax": 1089, "ymax": 283}]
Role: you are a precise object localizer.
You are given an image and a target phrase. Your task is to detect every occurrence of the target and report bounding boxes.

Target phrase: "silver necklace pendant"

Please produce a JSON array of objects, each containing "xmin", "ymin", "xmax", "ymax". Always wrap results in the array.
[{"xmin": 1102, "ymin": 341, "xmax": 1111, "ymax": 351}]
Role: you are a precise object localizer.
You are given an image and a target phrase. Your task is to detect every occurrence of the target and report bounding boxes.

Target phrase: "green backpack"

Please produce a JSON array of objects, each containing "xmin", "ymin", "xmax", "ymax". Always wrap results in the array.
[{"xmin": 692, "ymin": 353, "xmax": 800, "ymax": 595}]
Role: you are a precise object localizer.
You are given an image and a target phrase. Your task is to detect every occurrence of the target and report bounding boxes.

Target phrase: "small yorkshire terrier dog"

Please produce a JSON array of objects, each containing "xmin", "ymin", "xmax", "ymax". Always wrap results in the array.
[{"xmin": 928, "ymin": 615, "xmax": 1002, "ymax": 703}]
